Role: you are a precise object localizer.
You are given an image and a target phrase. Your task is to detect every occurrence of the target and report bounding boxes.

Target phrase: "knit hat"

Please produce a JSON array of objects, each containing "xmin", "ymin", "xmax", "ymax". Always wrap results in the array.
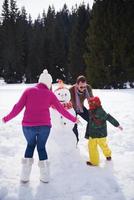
[
  {"xmin": 38, "ymin": 69, "xmax": 52, "ymax": 89},
  {"xmin": 88, "ymin": 96, "xmax": 101, "ymax": 110}
]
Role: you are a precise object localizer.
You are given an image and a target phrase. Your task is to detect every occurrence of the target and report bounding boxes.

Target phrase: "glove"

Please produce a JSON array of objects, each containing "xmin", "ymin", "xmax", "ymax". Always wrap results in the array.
[{"xmin": 118, "ymin": 125, "xmax": 123, "ymax": 131}]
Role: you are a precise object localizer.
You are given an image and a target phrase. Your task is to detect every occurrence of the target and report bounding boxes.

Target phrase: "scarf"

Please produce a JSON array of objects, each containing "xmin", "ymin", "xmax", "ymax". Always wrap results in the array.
[{"xmin": 75, "ymin": 85, "xmax": 90, "ymax": 113}]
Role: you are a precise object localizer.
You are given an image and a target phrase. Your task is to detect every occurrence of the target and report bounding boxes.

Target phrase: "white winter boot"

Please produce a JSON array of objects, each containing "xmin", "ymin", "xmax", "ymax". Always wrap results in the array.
[
  {"xmin": 38, "ymin": 160, "xmax": 50, "ymax": 183},
  {"xmin": 20, "ymin": 158, "xmax": 34, "ymax": 183}
]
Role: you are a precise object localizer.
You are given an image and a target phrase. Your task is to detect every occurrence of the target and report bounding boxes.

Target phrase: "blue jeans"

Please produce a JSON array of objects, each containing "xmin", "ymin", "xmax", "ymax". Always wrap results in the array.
[{"xmin": 22, "ymin": 126, "xmax": 51, "ymax": 160}]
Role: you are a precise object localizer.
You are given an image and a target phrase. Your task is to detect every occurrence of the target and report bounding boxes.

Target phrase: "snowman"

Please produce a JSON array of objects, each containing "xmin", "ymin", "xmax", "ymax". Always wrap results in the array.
[{"xmin": 53, "ymin": 80, "xmax": 76, "ymax": 128}]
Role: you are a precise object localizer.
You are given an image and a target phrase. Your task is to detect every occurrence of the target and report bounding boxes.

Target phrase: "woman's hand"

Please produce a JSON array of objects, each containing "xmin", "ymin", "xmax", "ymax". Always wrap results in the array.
[{"xmin": 75, "ymin": 117, "xmax": 82, "ymax": 125}]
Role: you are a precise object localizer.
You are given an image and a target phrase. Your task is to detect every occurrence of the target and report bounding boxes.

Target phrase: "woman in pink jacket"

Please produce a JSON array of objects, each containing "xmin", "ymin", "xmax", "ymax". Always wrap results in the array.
[{"xmin": 2, "ymin": 69, "xmax": 77, "ymax": 183}]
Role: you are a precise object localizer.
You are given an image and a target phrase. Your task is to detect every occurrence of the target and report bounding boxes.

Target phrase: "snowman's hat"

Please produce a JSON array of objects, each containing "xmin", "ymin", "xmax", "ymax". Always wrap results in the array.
[{"xmin": 57, "ymin": 79, "xmax": 64, "ymax": 89}]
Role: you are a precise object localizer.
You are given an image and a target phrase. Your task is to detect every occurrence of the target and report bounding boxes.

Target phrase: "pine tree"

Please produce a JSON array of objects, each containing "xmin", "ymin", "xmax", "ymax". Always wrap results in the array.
[
  {"xmin": 1, "ymin": 0, "xmax": 13, "ymax": 82},
  {"xmin": 85, "ymin": 0, "xmax": 112, "ymax": 88},
  {"xmin": 84, "ymin": 0, "xmax": 134, "ymax": 88},
  {"xmin": 1, "ymin": 0, "xmax": 10, "ymax": 21},
  {"xmin": 1, "ymin": 0, "xmax": 27, "ymax": 82},
  {"xmin": 42, "ymin": 6, "xmax": 56, "ymax": 76},
  {"xmin": 10, "ymin": 0, "xmax": 18, "ymax": 22},
  {"xmin": 14, "ymin": 6, "xmax": 28, "ymax": 82},
  {"xmin": 68, "ymin": 4, "xmax": 91, "ymax": 83},
  {"xmin": 0, "ymin": 0, "xmax": 10, "ymax": 77},
  {"xmin": 53, "ymin": 4, "xmax": 70, "ymax": 82}
]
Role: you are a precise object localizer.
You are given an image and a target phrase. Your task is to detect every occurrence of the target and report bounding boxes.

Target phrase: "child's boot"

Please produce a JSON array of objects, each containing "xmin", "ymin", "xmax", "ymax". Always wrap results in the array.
[{"xmin": 106, "ymin": 156, "xmax": 112, "ymax": 161}]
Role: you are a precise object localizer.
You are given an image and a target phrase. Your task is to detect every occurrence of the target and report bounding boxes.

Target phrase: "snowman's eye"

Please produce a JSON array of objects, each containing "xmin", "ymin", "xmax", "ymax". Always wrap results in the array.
[
  {"xmin": 65, "ymin": 93, "xmax": 67, "ymax": 96},
  {"xmin": 58, "ymin": 93, "xmax": 60, "ymax": 95}
]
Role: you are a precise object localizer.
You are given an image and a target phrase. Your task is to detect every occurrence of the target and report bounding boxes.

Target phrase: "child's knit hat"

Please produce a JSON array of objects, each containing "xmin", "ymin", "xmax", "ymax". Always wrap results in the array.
[
  {"xmin": 88, "ymin": 96, "xmax": 101, "ymax": 110},
  {"xmin": 38, "ymin": 69, "xmax": 53, "ymax": 89}
]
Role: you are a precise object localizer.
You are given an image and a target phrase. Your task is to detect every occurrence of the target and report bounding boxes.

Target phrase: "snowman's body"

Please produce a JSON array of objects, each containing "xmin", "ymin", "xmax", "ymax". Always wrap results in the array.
[{"xmin": 53, "ymin": 86, "xmax": 76, "ymax": 128}]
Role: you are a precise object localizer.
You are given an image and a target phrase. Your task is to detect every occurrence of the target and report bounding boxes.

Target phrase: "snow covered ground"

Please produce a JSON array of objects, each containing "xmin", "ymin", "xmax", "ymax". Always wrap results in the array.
[{"xmin": 0, "ymin": 83, "xmax": 134, "ymax": 200}]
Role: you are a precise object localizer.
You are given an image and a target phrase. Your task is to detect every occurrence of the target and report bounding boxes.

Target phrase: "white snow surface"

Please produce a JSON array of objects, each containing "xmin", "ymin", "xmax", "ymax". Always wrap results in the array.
[{"xmin": 0, "ymin": 83, "xmax": 134, "ymax": 200}]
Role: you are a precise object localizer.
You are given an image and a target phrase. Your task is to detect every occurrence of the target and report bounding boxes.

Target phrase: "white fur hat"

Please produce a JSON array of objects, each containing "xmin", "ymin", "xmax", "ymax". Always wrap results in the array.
[{"xmin": 38, "ymin": 69, "xmax": 52, "ymax": 89}]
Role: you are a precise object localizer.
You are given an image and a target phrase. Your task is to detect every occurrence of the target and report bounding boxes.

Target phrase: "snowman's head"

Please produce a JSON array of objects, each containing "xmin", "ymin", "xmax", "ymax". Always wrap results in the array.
[{"xmin": 54, "ymin": 87, "xmax": 71, "ymax": 103}]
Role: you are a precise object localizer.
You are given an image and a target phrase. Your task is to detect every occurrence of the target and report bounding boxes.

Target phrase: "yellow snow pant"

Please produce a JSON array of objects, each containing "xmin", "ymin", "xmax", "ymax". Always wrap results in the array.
[{"xmin": 88, "ymin": 137, "xmax": 112, "ymax": 166}]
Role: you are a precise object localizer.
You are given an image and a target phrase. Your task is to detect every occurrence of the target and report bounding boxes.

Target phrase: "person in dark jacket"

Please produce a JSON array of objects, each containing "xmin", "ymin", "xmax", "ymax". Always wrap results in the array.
[
  {"xmin": 86, "ymin": 96, "xmax": 123, "ymax": 166},
  {"xmin": 69, "ymin": 75, "xmax": 93, "ymax": 144}
]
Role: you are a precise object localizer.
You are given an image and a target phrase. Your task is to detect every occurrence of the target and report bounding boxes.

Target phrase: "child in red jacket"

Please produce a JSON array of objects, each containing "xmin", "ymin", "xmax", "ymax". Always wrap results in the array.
[{"xmin": 86, "ymin": 96, "xmax": 123, "ymax": 166}]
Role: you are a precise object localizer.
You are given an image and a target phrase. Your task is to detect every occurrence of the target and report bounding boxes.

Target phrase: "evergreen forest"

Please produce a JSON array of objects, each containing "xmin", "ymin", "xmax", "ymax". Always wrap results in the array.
[{"xmin": 0, "ymin": 0, "xmax": 134, "ymax": 88}]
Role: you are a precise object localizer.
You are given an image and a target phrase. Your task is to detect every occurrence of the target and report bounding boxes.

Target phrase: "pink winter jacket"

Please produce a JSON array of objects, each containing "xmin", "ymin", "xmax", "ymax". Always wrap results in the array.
[{"xmin": 3, "ymin": 83, "xmax": 77, "ymax": 126}]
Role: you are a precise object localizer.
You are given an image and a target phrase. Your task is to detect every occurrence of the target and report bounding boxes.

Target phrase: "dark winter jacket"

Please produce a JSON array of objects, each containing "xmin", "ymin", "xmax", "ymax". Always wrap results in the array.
[{"xmin": 87, "ymin": 106, "xmax": 120, "ymax": 138}]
